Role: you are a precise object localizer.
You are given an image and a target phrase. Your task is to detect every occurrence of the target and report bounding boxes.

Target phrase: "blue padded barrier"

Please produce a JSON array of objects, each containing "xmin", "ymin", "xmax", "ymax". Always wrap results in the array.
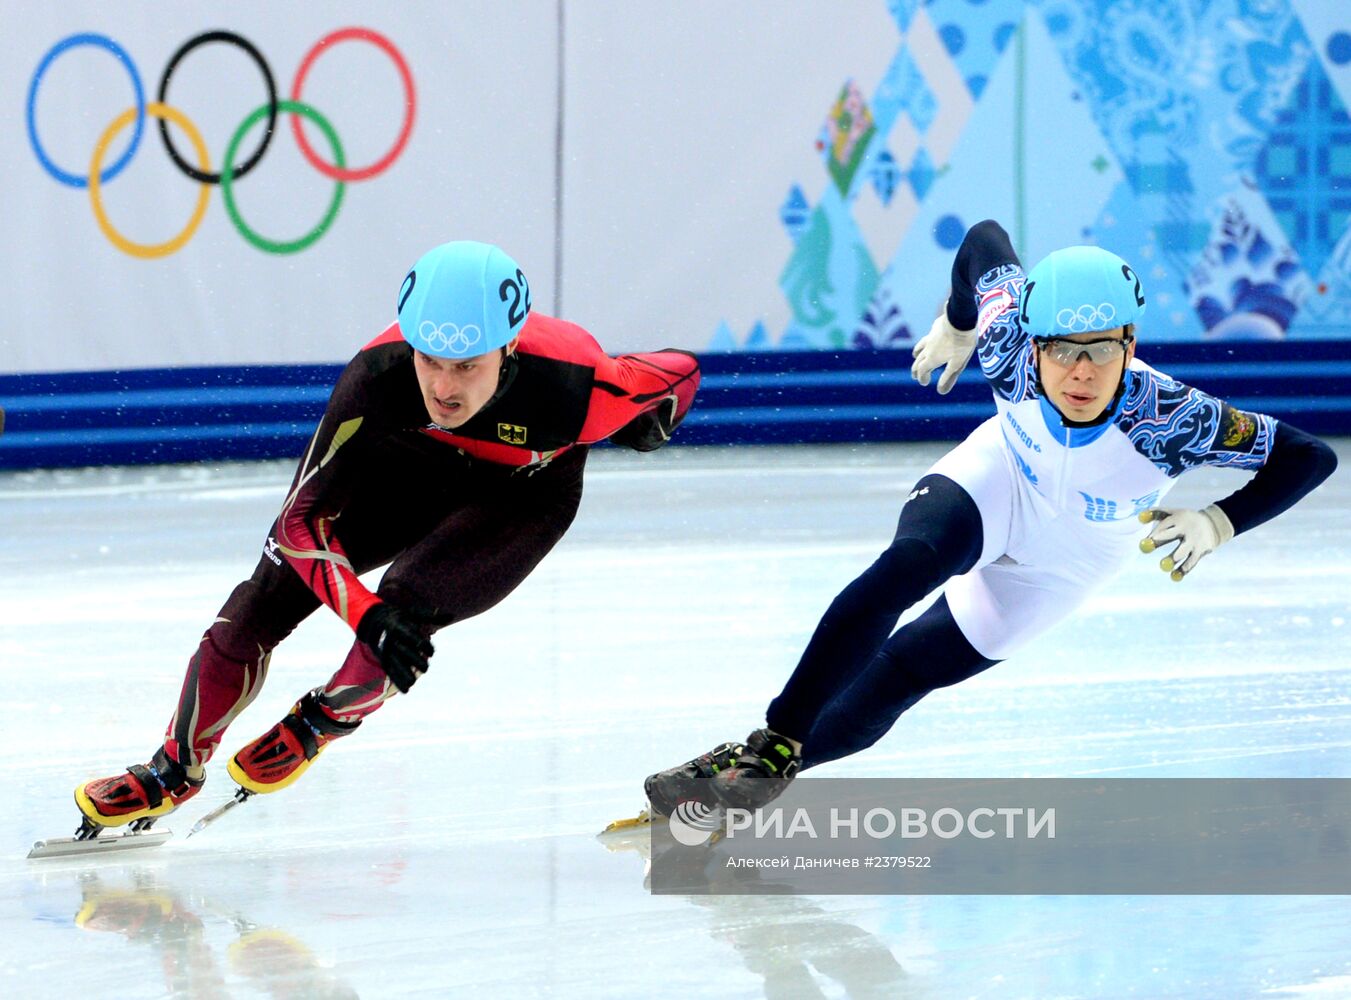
[{"xmin": 2, "ymin": 342, "xmax": 1349, "ymax": 469}]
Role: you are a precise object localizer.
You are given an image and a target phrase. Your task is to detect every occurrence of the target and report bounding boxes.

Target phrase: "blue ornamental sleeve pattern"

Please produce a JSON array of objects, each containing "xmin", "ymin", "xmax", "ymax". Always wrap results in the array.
[
  {"xmin": 973, "ymin": 264, "xmax": 1037, "ymax": 403},
  {"xmin": 1116, "ymin": 368, "xmax": 1276, "ymax": 477}
]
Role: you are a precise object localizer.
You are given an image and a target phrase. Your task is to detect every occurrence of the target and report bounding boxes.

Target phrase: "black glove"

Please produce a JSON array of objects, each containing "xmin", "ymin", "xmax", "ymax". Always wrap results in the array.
[
  {"xmin": 609, "ymin": 395, "xmax": 681, "ymax": 452},
  {"xmin": 356, "ymin": 603, "xmax": 434, "ymax": 694}
]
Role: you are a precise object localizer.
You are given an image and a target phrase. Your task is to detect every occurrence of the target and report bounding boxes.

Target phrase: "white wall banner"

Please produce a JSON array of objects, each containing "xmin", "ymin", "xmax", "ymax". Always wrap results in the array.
[{"xmin": 1, "ymin": 2, "xmax": 892, "ymax": 373}]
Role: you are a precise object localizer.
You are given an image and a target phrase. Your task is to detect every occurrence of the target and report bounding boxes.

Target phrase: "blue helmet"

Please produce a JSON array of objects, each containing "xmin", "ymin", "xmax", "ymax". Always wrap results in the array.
[
  {"xmin": 1018, "ymin": 245, "xmax": 1145, "ymax": 337},
  {"xmin": 397, "ymin": 241, "xmax": 531, "ymax": 358}
]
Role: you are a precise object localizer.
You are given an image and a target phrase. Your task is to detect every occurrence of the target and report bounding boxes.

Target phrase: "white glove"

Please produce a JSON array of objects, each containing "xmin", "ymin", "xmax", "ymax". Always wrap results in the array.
[
  {"xmin": 1138, "ymin": 505, "xmax": 1235, "ymax": 581},
  {"xmin": 910, "ymin": 304, "xmax": 977, "ymax": 395}
]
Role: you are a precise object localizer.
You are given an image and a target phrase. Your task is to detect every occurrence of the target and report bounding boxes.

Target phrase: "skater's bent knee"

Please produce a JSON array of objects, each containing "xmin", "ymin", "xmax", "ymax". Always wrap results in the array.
[{"xmin": 866, "ymin": 537, "xmax": 943, "ymax": 589}]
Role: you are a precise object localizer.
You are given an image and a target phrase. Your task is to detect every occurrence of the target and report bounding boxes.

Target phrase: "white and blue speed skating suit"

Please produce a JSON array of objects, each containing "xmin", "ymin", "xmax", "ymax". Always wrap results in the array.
[{"xmin": 768, "ymin": 220, "xmax": 1338, "ymax": 768}]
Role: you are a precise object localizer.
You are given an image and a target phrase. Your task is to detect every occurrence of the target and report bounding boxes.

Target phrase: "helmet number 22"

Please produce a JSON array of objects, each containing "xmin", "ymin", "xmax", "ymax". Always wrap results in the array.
[{"xmin": 499, "ymin": 269, "xmax": 532, "ymax": 327}]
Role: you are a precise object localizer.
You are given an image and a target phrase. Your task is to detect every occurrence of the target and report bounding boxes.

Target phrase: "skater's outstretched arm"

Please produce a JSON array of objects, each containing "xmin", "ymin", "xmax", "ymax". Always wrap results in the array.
[
  {"xmin": 910, "ymin": 221, "xmax": 1027, "ymax": 397},
  {"xmin": 1128, "ymin": 389, "xmax": 1338, "ymax": 580},
  {"xmin": 1194, "ymin": 419, "xmax": 1336, "ymax": 536},
  {"xmin": 582, "ymin": 348, "xmax": 701, "ymax": 451},
  {"xmin": 945, "ymin": 220, "xmax": 1043, "ymax": 404}
]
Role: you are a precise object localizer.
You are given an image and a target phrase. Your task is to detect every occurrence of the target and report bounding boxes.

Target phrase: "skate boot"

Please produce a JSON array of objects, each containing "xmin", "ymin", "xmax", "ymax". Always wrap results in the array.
[
  {"xmin": 710, "ymin": 727, "xmax": 802, "ymax": 811},
  {"xmin": 75, "ymin": 747, "xmax": 204, "ymax": 831},
  {"xmin": 227, "ymin": 690, "xmax": 360, "ymax": 794},
  {"xmin": 644, "ymin": 740, "xmax": 746, "ymax": 818}
]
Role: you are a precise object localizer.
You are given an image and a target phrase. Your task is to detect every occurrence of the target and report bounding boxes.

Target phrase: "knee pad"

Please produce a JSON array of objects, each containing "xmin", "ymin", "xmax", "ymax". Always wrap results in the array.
[{"xmin": 892, "ymin": 474, "xmax": 984, "ymax": 578}]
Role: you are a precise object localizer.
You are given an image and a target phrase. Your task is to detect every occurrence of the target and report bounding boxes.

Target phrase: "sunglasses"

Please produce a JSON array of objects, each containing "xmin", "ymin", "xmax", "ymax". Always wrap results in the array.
[{"xmin": 1035, "ymin": 334, "xmax": 1134, "ymax": 367}]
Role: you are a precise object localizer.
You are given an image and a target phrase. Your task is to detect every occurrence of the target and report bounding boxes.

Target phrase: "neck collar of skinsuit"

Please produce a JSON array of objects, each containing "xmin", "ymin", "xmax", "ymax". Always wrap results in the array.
[{"xmin": 479, "ymin": 349, "xmax": 518, "ymax": 413}]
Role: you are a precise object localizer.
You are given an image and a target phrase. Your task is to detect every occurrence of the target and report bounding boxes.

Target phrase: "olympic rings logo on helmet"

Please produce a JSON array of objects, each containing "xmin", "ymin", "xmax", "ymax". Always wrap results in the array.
[
  {"xmin": 26, "ymin": 28, "xmax": 415, "ymax": 259},
  {"xmin": 1056, "ymin": 303, "xmax": 1118, "ymax": 333},
  {"xmin": 418, "ymin": 321, "xmax": 483, "ymax": 355}
]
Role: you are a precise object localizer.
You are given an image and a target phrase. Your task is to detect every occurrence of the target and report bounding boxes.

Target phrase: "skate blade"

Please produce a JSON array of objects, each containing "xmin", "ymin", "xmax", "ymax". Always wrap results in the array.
[
  {"xmin": 28, "ymin": 829, "xmax": 172, "ymax": 860},
  {"xmin": 599, "ymin": 808, "xmax": 660, "ymax": 835},
  {"xmin": 187, "ymin": 787, "xmax": 253, "ymax": 838}
]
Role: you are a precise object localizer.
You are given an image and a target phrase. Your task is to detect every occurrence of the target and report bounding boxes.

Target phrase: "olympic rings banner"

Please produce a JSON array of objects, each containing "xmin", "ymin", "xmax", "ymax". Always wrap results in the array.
[
  {"xmin": 3, "ymin": 4, "xmax": 573, "ymax": 372},
  {"xmin": 27, "ymin": 28, "xmax": 416, "ymax": 258}
]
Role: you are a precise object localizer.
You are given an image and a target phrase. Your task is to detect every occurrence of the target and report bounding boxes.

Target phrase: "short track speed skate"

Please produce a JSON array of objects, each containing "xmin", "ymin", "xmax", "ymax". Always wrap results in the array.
[{"xmin": 30, "ymin": 748, "xmax": 202, "ymax": 859}]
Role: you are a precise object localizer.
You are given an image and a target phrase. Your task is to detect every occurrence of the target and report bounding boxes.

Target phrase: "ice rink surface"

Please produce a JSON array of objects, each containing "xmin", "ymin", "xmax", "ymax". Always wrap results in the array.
[{"xmin": 3, "ymin": 440, "xmax": 1349, "ymax": 999}]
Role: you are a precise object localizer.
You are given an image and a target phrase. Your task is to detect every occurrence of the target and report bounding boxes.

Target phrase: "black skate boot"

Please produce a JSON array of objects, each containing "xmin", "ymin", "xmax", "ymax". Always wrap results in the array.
[
  {"xmin": 644, "ymin": 740, "xmax": 745, "ymax": 818},
  {"xmin": 710, "ymin": 728, "xmax": 802, "ymax": 811}
]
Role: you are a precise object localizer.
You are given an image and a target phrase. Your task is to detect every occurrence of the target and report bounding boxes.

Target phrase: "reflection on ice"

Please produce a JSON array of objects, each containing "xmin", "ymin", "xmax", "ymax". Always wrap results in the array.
[
  {"xmin": 71, "ymin": 868, "xmax": 358, "ymax": 1000},
  {"xmin": 601, "ymin": 827, "xmax": 910, "ymax": 998}
]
